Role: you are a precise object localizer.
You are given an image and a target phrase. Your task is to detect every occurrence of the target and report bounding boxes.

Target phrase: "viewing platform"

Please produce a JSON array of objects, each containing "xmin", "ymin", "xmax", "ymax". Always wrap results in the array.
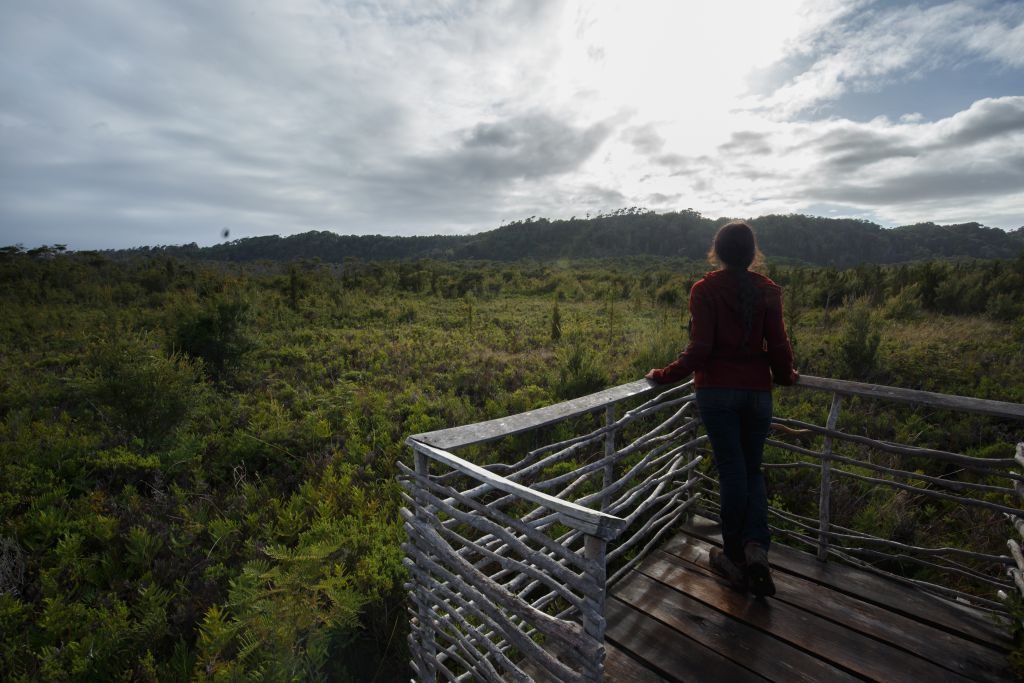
[
  {"xmin": 599, "ymin": 517, "xmax": 1013, "ymax": 682},
  {"xmin": 399, "ymin": 376, "xmax": 1024, "ymax": 682}
]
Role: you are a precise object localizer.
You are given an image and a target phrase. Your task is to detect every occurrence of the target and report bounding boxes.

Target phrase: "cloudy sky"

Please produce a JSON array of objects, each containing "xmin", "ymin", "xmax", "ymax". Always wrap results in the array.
[{"xmin": 1, "ymin": 0, "xmax": 1022, "ymax": 250}]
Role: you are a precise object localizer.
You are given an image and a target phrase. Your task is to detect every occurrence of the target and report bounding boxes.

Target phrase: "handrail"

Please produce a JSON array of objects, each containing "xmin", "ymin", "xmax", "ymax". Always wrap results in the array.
[
  {"xmin": 409, "ymin": 379, "xmax": 660, "ymax": 450},
  {"xmin": 797, "ymin": 375, "xmax": 1024, "ymax": 419},
  {"xmin": 412, "ymin": 375, "xmax": 1024, "ymax": 453},
  {"xmin": 407, "ymin": 440, "xmax": 628, "ymax": 540}
]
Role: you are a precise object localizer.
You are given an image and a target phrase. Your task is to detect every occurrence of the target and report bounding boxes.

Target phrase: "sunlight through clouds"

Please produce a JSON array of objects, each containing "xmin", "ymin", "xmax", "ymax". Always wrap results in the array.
[{"xmin": 0, "ymin": 0, "xmax": 1021, "ymax": 248}]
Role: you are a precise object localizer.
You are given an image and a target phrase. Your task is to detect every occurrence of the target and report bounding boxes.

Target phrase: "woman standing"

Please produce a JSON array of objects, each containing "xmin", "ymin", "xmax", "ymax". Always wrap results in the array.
[{"xmin": 646, "ymin": 221, "xmax": 798, "ymax": 597}]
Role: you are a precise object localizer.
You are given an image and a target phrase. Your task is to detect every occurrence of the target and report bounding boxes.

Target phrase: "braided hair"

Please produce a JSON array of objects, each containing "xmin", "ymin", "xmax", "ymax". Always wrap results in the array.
[{"xmin": 708, "ymin": 221, "xmax": 764, "ymax": 352}]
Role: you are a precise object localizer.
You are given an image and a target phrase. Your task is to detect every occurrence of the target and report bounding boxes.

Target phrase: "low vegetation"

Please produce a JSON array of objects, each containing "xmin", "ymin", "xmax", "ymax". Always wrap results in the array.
[{"xmin": 1, "ymin": 249, "xmax": 1022, "ymax": 680}]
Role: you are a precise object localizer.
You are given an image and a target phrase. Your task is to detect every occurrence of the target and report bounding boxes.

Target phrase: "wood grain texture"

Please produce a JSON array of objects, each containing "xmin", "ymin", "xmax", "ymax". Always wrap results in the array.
[
  {"xmin": 796, "ymin": 375, "xmax": 1024, "ymax": 419},
  {"xmin": 612, "ymin": 571, "xmax": 862, "ymax": 682},
  {"xmin": 682, "ymin": 515, "xmax": 1013, "ymax": 648},
  {"xmin": 658, "ymin": 534, "xmax": 1014, "ymax": 683},
  {"xmin": 409, "ymin": 379, "xmax": 670, "ymax": 450},
  {"xmin": 605, "ymin": 598, "xmax": 767, "ymax": 683}
]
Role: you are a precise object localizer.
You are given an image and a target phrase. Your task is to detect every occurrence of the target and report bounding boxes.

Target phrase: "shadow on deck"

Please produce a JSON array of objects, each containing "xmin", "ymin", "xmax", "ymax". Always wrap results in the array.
[{"xmin": 603, "ymin": 517, "xmax": 1015, "ymax": 683}]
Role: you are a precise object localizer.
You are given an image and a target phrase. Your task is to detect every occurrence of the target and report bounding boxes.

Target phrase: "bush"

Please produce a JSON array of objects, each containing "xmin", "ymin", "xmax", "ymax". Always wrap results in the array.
[
  {"xmin": 986, "ymin": 292, "xmax": 1022, "ymax": 321},
  {"xmin": 654, "ymin": 284, "xmax": 680, "ymax": 307},
  {"xmin": 632, "ymin": 314, "xmax": 686, "ymax": 378},
  {"xmin": 550, "ymin": 299, "xmax": 562, "ymax": 342},
  {"xmin": 72, "ymin": 332, "xmax": 202, "ymax": 448},
  {"xmin": 880, "ymin": 285, "xmax": 922, "ymax": 321},
  {"xmin": 837, "ymin": 298, "xmax": 881, "ymax": 380},
  {"xmin": 555, "ymin": 334, "xmax": 608, "ymax": 398},
  {"xmin": 171, "ymin": 297, "xmax": 251, "ymax": 381}
]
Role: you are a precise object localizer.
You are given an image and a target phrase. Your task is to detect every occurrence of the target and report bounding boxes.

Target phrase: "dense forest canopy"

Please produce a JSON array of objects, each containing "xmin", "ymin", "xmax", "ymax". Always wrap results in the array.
[{"xmin": 65, "ymin": 210, "xmax": 1024, "ymax": 267}]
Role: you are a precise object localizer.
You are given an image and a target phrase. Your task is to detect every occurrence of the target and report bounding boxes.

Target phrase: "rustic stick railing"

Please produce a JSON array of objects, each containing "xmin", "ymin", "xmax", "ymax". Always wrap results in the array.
[
  {"xmin": 399, "ymin": 375, "xmax": 1024, "ymax": 681},
  {"xmin": 753, "ymin": 375, "xmax": 1024, "ymax": 613}
]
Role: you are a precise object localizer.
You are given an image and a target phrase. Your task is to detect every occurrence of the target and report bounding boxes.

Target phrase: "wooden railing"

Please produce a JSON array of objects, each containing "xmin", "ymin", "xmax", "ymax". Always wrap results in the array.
[{"xmin": 399, "ymin": 376, "xmax": 1024, "ymax": 682}]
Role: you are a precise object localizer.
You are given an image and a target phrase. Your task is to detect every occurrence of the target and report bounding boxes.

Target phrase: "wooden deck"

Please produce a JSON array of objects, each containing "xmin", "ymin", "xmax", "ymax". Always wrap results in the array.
[{"xmin": 601, "ymin": 517, "xmax": 1016, "ymax": 683}]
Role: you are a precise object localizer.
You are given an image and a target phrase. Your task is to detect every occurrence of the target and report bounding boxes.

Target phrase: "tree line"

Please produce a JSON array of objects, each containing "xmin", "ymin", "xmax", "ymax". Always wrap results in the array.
[{"xmin": 48, "ymin": 209, "xmax": 1022, "ymax": 268}]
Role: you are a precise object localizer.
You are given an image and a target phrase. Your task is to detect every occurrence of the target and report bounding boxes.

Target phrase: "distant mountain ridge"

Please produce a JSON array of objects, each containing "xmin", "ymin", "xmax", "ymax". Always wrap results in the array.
[{"xmin": 118, "ymin": 210, "xmax": 1024, "ymax": 267}]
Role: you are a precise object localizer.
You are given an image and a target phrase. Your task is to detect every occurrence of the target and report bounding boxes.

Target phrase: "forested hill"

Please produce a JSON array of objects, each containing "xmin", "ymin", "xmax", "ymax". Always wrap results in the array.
[{"xmin": 118, "ymin": 210, "xmax": 1024, "ymax": 267}]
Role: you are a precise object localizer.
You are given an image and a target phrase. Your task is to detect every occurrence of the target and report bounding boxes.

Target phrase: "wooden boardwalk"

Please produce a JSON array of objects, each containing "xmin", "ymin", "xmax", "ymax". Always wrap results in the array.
[{"xmin": 601, "ymin": 517, "xmax": 1016, "ymax": 683}]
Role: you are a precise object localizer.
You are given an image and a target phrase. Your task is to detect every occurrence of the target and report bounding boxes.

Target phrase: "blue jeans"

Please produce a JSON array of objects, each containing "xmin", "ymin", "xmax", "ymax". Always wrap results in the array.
[{"xmin": 696, "ymin": 388, "xmax": 773, "ymax": 564}]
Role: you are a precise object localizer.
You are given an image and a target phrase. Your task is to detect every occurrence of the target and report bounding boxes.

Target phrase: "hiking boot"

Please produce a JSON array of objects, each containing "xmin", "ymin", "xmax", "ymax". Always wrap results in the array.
[
  {"xmin": 744, "ymin": 543, "xmax": 776, "ymax": 598},
  {"xmin": 709, "ymin": 547, "xmax": 747, "ymax": 592}
]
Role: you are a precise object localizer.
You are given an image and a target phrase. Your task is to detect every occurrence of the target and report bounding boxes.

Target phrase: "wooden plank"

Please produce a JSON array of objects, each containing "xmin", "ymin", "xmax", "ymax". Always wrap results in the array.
[
  {"xmin": 605, "ymin": 598, "xmax": 768, "ymax": 683},
  {"xmin": 796, "ymin": 375, "xmax": 1024, "ymax": 420},
  {"xmin": 602, "ymin": 642, "xmax": 672, "ymax": 683},
  {"xmin": 518, "ymin": 641, "xmax": 668, "ymax": 683},
  {"xmin": 407, "ymin": 440, "xmax": 627, "ymax": 540},
  {"xmin": 681, "ymin": 516, "xmax": 1013, "ymax": 649},
  {"xmin": 630, "ymin": 547, "xmax": 979, "ymax": 683},
  {"xmin": 408, "ymin": 379, "xmax": 666, "ymax": 450},
  {"xmin": 611, "ymin": 571, "xmax": 860, "ymax": 683},
  {"xmin": 659, "ymin": 536, "xmax": 1015, "ymax": 683}
]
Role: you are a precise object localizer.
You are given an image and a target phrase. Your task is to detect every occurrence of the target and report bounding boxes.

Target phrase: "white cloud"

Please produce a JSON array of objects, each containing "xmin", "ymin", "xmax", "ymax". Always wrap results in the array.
[
  {"xmin": 966, "ymin": 3, "xmax": 1024, "ymax": 67},
  {"xmin": 747, "ymin": 0, "xmax": 1024, "ymax": 118},
  {"xmin": 626, "ymin": 96, "xmax": 1024, "ymax": 227},
  {"xmin": 0, "ymin": 0, "xmax": 1022, "ymax": 249}
]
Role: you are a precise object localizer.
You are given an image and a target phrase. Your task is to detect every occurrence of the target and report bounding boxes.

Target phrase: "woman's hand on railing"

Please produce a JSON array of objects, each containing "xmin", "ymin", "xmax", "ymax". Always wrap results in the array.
[{"xmin": 644, "ymin": 368, "xmax": 676, "ymax": 384}]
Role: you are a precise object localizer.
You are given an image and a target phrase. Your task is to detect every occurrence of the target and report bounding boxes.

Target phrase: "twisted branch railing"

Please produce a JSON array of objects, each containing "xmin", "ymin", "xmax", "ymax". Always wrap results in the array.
[{"xmin": 400, "ymin": 376, "xmax": 1024, "ymax": 681}]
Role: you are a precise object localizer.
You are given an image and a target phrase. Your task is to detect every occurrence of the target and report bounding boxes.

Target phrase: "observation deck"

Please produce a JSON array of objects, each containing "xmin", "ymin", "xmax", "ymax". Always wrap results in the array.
[{"xmin": 399, "ymin": 376, "xmax": 1024, "ymax": 682}]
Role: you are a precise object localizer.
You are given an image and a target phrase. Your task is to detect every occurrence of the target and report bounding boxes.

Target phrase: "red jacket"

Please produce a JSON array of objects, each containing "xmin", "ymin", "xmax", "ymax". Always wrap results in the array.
[{"xmin": 648, "ymin": 269, "xmax": 798, "ymax": 390}]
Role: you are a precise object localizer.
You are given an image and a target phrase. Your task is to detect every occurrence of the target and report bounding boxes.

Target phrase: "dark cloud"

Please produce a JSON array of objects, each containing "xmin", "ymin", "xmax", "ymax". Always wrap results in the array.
[
  {"xmin": 937, "ymin": 96, "xmax": 1024, "ymax": 148},
  {"xmin": 805, "ymin": 165, "xmax": 1024, "ymax": 205},
  {"xmin": 441, "ymin": 114, "xmax": 614, "ymax": 181},
  {"xmin": 621, "ymin": 123, "xmax": 665, "ymax": 155},
  {"xmin": 647, "ymin": 153, "xmax": 698, "ymax": 177},
  {"xmin": 645, "ymin": 192, "xmax": 681, "ymax": 205},
  {"xmin": 464, "ymin": 123, "xmax": 520, "ymax": 149},
  {"xmin": 801, "ymin": 127, "xmax": 919, "ymax": 170},
  {"xmin": 718, "ymin": 131, "xmax": 773, "ymax": 156},
  {"xmin": 654, "ymin": 153, "xmax": 689, "ymax": 167},
  {"xmin": 825, "ymin": 144, "xmax": 920, "ymax": 170},
  {"xmin": 576, "ymin": 184, "xmax": 628, "ymax": 209}
]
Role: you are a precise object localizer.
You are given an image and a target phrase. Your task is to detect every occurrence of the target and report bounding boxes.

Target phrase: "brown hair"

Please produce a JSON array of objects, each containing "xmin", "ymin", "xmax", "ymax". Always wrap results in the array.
[
  {"xmin": 707, "ymin": 220, "xmax": 765, "ymax": 271},
  {"xmin": 707, "ymin": 220, "xmax": 765, "ymax": 352}
]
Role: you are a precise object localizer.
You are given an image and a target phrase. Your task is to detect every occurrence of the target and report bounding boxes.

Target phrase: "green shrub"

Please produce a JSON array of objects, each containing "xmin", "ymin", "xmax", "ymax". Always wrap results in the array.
[
  {"xmin": 555, "ymin": 334, "xmax": 608, "ymax": 399},
  {"xmin": 550, "ymin": 299, "xmax": 562, "ymax": 341},
  {"xmin": 72, "ymin": 332, "xmax": 202, "ymax": 448},
  {"xmin": 632, "ymin": 313, "xmax": 686, "ymax": 378},
  {"xmin": 837, "ymin": 298, "xmax": 881, "ymax": 380},
  {"xmin": 880, "ymin": 284, "xmax": 922, "ymax": 321},
  {"xmin": 170, "ymin": 297, "xmax": 251, "ymax": 382},
  {"xmin": 654, "ymin": 282, "xmax": 682, "ymax": 307},
  {"xmin": 986, "ymin": 292, "xmax": 1022, "ymax": 321}
]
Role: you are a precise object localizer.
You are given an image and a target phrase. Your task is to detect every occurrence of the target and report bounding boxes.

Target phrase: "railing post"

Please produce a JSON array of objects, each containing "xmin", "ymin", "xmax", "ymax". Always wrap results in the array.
[
  {"xmin": 602, "ymin": 405, "xmax": 616, "ymax": 512},
  {"xmin": 582, "ymin": 534, "xmax": 608, "ymax": 682},
  {"xmin": 818, "ymin": 393, "xmax": 843, "ymax": 562},
  {"xmin": 412, "ymin": 448, "xmax": 437, "ymax": 683}
]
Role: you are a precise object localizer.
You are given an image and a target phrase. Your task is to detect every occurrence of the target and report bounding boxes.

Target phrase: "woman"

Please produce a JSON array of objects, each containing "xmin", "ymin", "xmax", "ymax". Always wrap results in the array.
[{"xmin": 646, "ymin": 220, "xmax": 798, "ymax": 597}]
